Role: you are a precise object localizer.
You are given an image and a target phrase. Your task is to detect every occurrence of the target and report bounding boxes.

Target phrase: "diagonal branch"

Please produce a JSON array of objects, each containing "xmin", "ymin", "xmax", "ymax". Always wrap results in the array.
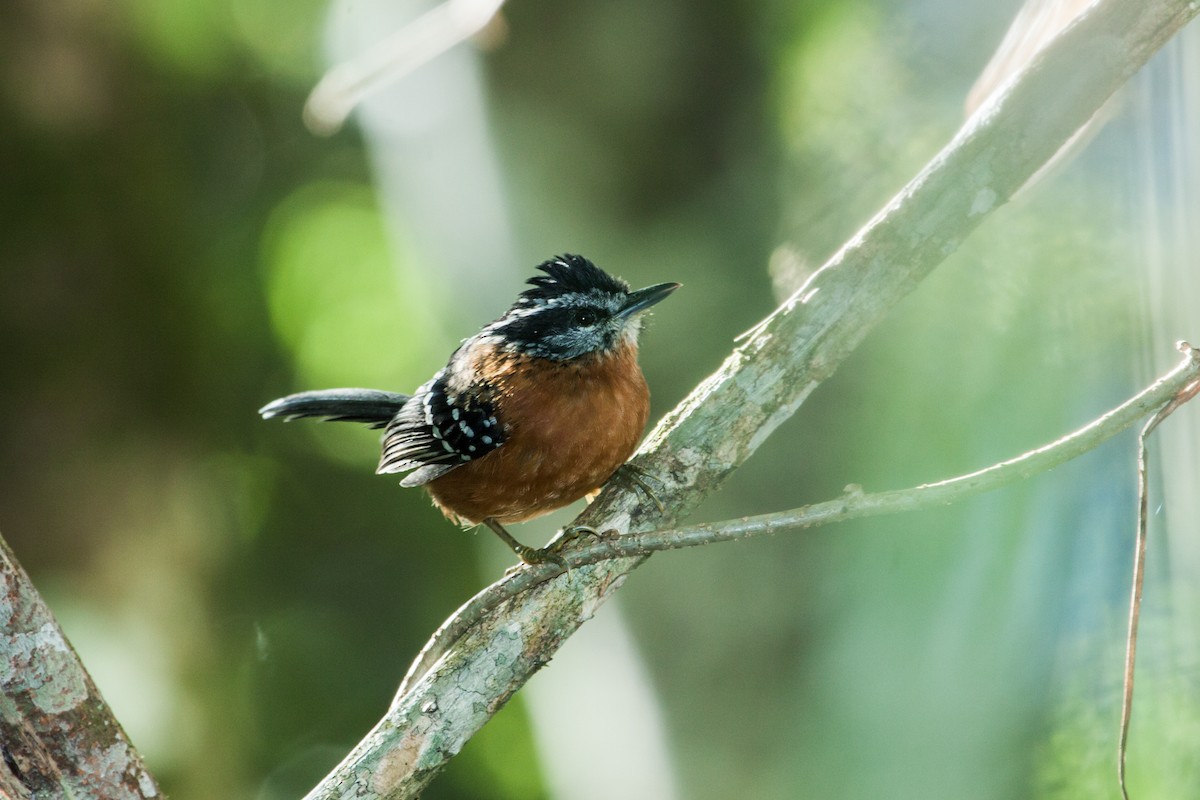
[
  {"xmin": 538, "ymin": 345, "xmax": 1200, "ymax": 567},
  {"xmin": 582, "ymin": 344, "xmax": 1200, "ymax": 561},
  {"xmin": 390, "ymin": 343, "xmax": 1200, "ymax": 704},
  {"xmin": 304, "ymin": 1, "xmax": 1200, "ymax": 797}
]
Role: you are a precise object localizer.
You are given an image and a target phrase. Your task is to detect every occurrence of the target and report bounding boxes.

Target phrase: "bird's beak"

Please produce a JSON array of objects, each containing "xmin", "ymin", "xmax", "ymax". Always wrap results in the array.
[{"xmin": 616, "ymin": 281, "xmax": 681, "ymax": 320}]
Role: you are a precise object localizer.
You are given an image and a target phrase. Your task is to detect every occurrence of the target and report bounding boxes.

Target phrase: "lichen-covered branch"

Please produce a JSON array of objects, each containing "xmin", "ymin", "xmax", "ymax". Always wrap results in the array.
[
  {"xmin": 305, "ymin": 1, "xmax": 1200, "ymax": 797},
  {"xmin": 0, "ymin": 534, "xmax": 161, "ymax": 800}
]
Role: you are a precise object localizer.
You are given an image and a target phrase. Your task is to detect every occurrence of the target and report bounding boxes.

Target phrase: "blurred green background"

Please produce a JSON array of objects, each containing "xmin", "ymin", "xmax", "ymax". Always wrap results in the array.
[{"xmin": 2, "ymin": 0, "xmax": 1198, "ymax": 798}]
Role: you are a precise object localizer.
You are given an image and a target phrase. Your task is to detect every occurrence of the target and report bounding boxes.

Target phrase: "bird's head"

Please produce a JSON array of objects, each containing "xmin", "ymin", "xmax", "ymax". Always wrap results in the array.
[{"xmin": 483, "ymin": 255, "xmax": 679, "ymax": 361}]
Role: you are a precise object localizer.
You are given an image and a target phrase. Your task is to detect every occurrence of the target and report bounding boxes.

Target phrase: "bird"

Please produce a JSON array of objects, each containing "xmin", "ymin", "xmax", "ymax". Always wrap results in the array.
[{"xmin": 259, "ymin": 254, "xmax": 679, "ymax": 564}]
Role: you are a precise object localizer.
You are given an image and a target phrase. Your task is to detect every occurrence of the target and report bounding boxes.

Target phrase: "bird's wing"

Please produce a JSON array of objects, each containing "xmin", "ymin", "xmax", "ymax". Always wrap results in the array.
[{"xmin": 376, "ymin": 370, "xmax": 504, "ymax": 486}]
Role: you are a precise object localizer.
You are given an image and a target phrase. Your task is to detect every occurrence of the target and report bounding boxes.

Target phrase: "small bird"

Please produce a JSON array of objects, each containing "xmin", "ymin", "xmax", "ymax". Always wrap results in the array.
[{"xmin": 260, "ymin": 254, "xmax": 678, "ymax": 563}]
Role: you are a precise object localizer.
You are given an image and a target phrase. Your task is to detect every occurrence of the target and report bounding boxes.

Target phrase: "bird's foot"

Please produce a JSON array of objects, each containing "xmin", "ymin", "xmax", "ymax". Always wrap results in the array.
[
  {"xmin": 545, "ymin": 524, "xmax": 621, "ymax": 558},
  {"xmin": 485, "ymin": 517, "xmax": 567, "ymax": 569},
  {"xmin": 514, "ymin": 544, "xmax": 569, "ymax": 568},
  {"xmin": 555, "ymin": 524, "xmax": 621, "ymax": 549},
  {"xmin": 498, "ymin": 526, "xmax": 625, "ymax": 578}
]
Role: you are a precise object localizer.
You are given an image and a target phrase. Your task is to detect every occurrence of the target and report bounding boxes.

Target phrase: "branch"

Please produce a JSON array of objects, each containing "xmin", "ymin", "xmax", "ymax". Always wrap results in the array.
[
  {"xmin": 304, "ymin": 0, "xmax": 506, "ymax": 135},
  {"xmin": 566, "ymin": 343, "xmax": 1200, "ymax": 561},
  {"xmin": 305, "ymin": 1, "xmax": 1200, "ymax": 797},
  {"xmin": 0, "ymin": 534, "xmax": 161, "ymax": 799},
  {"xmin": 389, "ymin": 343, "xmax": 1200, "ymax": 703}
]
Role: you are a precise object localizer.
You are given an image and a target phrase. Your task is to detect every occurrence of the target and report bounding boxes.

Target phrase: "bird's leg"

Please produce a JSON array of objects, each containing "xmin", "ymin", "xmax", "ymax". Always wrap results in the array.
[{"xmin": 483, "ymin": 518, "xmax": 565, "ymax": 567}]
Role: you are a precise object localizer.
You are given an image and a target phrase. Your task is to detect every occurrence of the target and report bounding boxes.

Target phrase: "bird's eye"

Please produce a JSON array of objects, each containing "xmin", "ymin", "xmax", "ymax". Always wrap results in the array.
[{"xmin": 573, "ymin": 309, "xmax": 600, "ymax": 327}]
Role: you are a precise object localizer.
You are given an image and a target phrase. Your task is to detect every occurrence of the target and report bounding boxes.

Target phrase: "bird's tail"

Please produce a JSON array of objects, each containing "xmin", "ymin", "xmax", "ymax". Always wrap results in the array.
[{"xmin": 259, "ymin": 388, "xmax": 410, "ymax": 429}]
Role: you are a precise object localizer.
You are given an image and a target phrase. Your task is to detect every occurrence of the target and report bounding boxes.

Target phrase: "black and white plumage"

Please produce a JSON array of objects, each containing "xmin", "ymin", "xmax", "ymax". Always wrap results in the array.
[
  {"xmin": 480, "ymin": 254, "xmax": 648, "ymax": 361},
  {"xmin": 259, "ymin": 370, "xmax": 505, "ymax": 488},
  {"xmin": 377, "ymin": 369, "xmax": 504, "ymax": 487}
]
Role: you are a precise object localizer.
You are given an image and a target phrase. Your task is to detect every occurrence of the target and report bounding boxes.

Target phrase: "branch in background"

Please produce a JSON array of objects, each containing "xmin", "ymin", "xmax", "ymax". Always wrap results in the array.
[
  {"xmin": 305, "ymin": 1, "xmax": 1200, "ymax": 797},
  {"xmin": 0, "ymin": 535, "xmax": 160, "ymax": 800},
  {"xmin": 304, "ymin": 0, "xmax": 506, "ymax": 135}
]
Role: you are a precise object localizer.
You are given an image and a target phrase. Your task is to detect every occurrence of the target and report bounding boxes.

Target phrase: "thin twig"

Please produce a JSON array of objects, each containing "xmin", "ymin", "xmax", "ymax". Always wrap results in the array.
[
  {"xmin": 1118, "ymin": 345, "xmax": 1200, "ymax": 800},
  {"xmin": 394, "ymin": 344, "xmax": 1200, "ymax": 705}
]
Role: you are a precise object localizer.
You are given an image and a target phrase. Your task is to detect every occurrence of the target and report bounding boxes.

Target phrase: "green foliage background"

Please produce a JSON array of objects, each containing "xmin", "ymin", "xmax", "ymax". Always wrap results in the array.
[{"xmin": 2, "ymin": 0, "xmax": 1196, "ymax": 798}]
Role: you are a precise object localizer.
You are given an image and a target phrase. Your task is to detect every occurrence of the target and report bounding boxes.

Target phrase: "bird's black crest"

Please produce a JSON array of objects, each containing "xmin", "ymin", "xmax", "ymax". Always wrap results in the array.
[{"xmin": 517, "ymin": 255, "xmax": 629, "ymax": 305}]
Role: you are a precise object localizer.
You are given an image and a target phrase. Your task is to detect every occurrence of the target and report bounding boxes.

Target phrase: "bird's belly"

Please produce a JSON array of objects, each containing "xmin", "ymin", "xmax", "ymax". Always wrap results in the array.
[
  {"xmin": 426, "ymin": 349, "xmax": 650, "ymax": 524},
  {"xmin": 425, "ymin": 422, "xmax": 639, "ymax": 523}
]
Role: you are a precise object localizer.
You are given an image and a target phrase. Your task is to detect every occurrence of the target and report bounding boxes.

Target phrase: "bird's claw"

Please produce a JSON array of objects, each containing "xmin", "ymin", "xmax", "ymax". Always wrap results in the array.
[
  {"xmin": 555, "ymin": 524, "xmax": 621, "ymax": 549},
  {"xmin": 610, "ymin": 464, "xmax": 666, "ymax": 513},
  {"xmin": 513, "ymin": 543, "xmax": 568, "ymax": 568},
  {"xmin": 500, "ymin": 526, "xmax": 623, "ymax": 577}
]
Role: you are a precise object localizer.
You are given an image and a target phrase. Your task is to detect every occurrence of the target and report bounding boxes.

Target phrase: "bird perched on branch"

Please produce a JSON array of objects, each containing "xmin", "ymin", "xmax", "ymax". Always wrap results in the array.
[{"xmin": 260, "ymin": 254, "xmax": 679, "ymax": 563}]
